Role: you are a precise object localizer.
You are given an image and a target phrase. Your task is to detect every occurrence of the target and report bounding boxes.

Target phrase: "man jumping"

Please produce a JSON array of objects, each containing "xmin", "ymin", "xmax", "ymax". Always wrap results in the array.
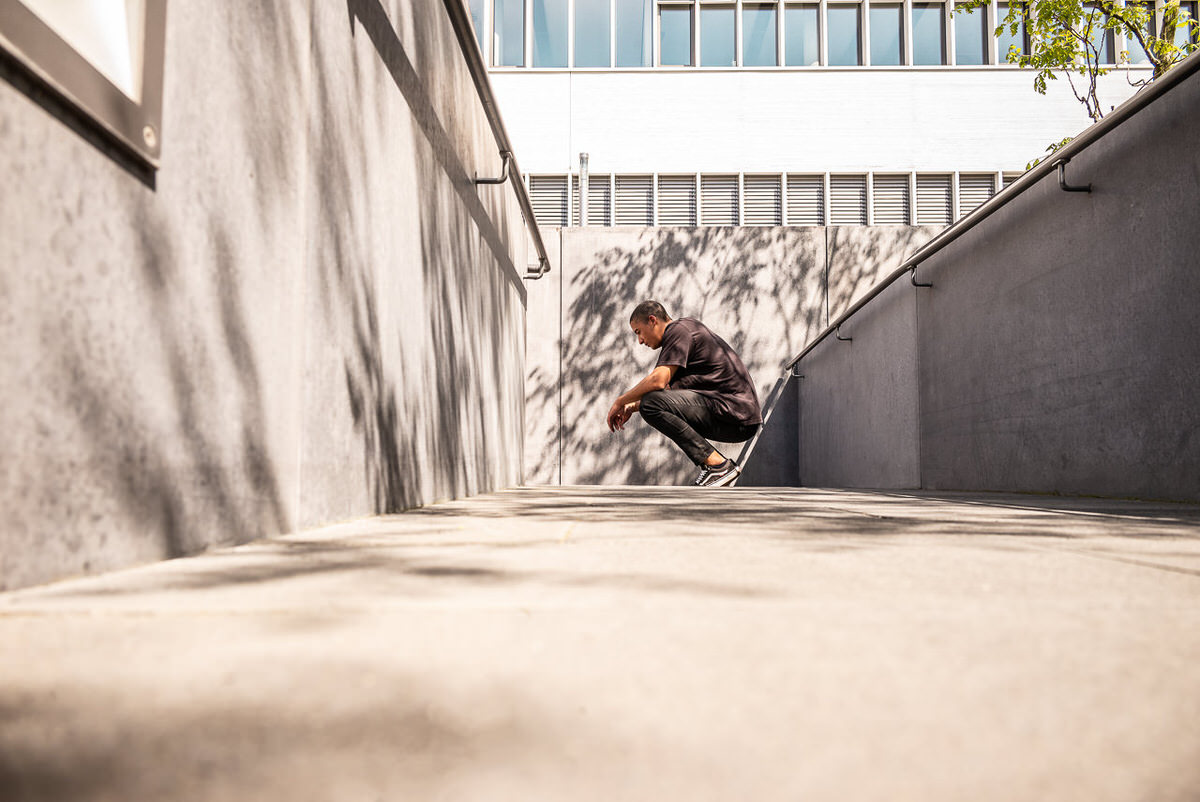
[{"xmin": 606, "ymin": 301, "xmax": 762, "ymax": 487}]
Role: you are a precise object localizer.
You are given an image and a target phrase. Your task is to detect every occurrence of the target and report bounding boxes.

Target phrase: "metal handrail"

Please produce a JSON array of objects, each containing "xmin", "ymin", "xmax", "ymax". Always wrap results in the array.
[
  {"xmin": 785, "ymin": 47, "xmax": 1200, "ymax": 371},
  {"xmin": 440, "ymin": 0, "xmax": 551, "ymax": 279}
]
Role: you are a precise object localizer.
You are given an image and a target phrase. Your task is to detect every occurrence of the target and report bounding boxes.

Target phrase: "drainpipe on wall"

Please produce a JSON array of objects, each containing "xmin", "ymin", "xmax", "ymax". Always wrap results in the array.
[{"xmin": 579, "ymin": 152, "xmax": 589, "ymax": 228}]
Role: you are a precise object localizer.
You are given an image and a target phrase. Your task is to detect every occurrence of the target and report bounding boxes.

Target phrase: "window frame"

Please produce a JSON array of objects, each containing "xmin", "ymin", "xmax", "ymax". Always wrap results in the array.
[{"xmin": 0, "ymin": 0, "xmax": 166, "ymax": 165}]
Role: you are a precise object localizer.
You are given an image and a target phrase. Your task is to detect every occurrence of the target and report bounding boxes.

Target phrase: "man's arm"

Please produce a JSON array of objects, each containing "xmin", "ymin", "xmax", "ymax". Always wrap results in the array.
[{"xmin": 606, "ymin": 365, "xmax": 678, "ymax": 431}]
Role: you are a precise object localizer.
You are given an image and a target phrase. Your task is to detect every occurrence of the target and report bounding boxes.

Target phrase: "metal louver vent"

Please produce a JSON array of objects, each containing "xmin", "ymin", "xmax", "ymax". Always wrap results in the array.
[
  {"xmin": 529, "ymin": 175, "xmax": 569, "ymax": 227},
  {"xmin": 1002, "ymin": 171, "xmax": 1022, "ymax": 188},
  {"xmin": 701, "ymin": 175, "xmax": 739, "ymax": 225},
  {"xmin": 916, "ymin": 174, "xmax": 953, "ymax": 225},
  {"xmin": 786, "ymin": 175, "xmax": 824, "ymax": 225},
  {"xmin": 615, "ymin": 175, "xmax": 653, "ymax": 225},
  {"xmin": 958, "ymin": 173, "xmax": 996, "ymax": 217},
  {"xmin": 872, "ymin": 175, "xmax": 910, "ymax": 224},
  {"xmin": 743, "ymin": 175, "xmax": 782, "ymax": 225},
  {"xmin": 657, "ymin": 175, "xmax": 697, "ymax": 225},
  {"xmin": 829, "ymin": 175, "xmax": 867, "ymax": 225},
  {"xmin": 572, "ymin": 175, "xmax": 612, "ymax": 226}
]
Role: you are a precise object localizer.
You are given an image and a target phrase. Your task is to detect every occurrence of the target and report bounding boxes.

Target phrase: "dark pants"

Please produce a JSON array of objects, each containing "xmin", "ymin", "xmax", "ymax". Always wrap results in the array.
[{"xmin": 639, "ymin": 390, "xmax": 760, "ymax": 466}]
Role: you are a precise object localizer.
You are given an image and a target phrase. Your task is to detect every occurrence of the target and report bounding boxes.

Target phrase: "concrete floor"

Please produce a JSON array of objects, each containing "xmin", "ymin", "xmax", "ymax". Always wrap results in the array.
[{"xmin": 2, "ymin": 487, "xmax": 1200, "ymax": 802}]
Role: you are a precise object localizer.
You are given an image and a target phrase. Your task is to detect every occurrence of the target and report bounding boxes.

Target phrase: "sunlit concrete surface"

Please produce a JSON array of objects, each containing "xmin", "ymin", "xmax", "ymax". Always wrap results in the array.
[{"xmin": 2, "ymin": 487, "xmax": 1199, "ymax": 801}]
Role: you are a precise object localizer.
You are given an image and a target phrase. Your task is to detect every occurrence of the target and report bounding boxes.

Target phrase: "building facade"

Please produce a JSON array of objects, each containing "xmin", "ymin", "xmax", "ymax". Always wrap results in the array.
[{"xmin": 470, "ymin": 0, "xmax": 1194, "ymax": 227}]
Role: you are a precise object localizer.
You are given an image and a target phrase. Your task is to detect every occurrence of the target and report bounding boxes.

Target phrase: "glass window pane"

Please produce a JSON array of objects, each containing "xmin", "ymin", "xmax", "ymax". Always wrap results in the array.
[
  {"xmin": 469, "ymin": 0, "xmax": 486, "ymax": 54},
  {"xmin": 1121, "ymin": 1, "xmax": 1150, "ymax": 62},
  {"xmin": 576, "ymin": 0, "xmax": 612, "ymax": 65},
  {"xmin": 743, "ymin": 5, "xmax": 778, "ymax": 65},
  {"xmin": 701, "ymin": 5, "xmax": 736, "ymax": 66},
  {"xmin": 827, "ymin": 4, "xmax": 862, "ymax": 65},
  {"xmin": 955, "ymin": 3, "xmax": 987, "ymax": 64},
  {"xmin": 1174, "ymin": 2, "xmax": 1197, "ymax": 46},
  {"xmin": 533, "ymin": 0, "xmax": 568, "ymax": 66},
  {"xmin": 996, "ymin": 2, "xmax": 1026, "ymax": 60},
  {"xmin": 912, "ymin": 3, "xmax": 945, "ymax": 64},
  {"xmin": 616, "ymin": 0, "xmax": 653, "ymax": 65},
  {"xmin": 495, "ymin": 0, "xmax": 525, "ymax": 65},
  {"xmin": 660, "ymin": 5, "xmax": 694, "ymax": 64},
  {"xmin": 1084, "ymin": 6, "xmax": 1113, "ymax": 62},
  {"xmin": 870, "ymin": 4, "xmax": 903, "ymax": 65},
  {"xmin": 785, "ymin": 4, "xmax": 821, "ymax": 64}
]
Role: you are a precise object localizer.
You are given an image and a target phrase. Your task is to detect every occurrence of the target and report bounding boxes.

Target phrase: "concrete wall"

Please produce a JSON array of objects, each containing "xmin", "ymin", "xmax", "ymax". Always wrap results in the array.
[
  {"xmin": 490, "ymin": 69, "xmax": 1141, "ymax": 174},
  {"xmin": 795, "ymin": 63, "xmax": 1200, "ymax": 501},
  {"xmin": 0, "ymin": 0, "xmax": 530, "ymax": 590},
  {"xmin": 525, "ymin": 224, "xmax": 937, "ymax": 485}
]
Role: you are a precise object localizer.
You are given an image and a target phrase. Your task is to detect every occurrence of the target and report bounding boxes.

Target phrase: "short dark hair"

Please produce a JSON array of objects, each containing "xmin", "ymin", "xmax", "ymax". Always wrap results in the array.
[{"xmin": 630, "ymin": 300, "xmax": 670, "ymax": 324}]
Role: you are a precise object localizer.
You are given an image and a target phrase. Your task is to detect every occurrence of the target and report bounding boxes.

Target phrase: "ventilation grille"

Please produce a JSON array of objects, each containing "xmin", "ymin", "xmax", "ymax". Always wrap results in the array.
[
  {"xmin": 657, "ymin": 175, "xmax": 697, "ymax": 225},
  {"xmin": 916, "ymin": 174, "xmax": 953, "ymax": 225},
  {"xmin": 829, "ymin": 175, "xmax": 868, "ymax": 225},
  {"xmin": 743, "ymin": 175, "xmax": 782, "ymax": 225},
  {"xmin": 615, "ymin": 175, "xmax": 653, "ymax": 225},
  {"xmin": 872, "ymin": 174, "xmax": 910, "ymax": 224},
  {"xmin": 786, "ymin": 175, "xmax": 825, "ymax": 225}
]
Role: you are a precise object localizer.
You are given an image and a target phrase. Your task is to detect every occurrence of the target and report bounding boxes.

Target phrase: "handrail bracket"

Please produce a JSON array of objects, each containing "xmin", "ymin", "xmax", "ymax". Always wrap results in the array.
[
  {"xmin": 910, "ymin": 267, "xmax": 932, "ymax": 288},
  {"xmin": 835, "ymin": 326, "xmax": 852, "ymax": 342},
  {"xmin": 475, "ymin": 150, "xmax": 512, "ymax": 185},
  {"xmin": 1055, "ymin": 158, "xmax": 1092, "ymax": 193}
]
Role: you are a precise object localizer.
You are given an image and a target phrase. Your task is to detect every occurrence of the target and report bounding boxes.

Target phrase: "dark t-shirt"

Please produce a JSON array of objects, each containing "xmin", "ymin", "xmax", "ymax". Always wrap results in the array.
[{"xmin": 654, "ymin": 318, "xmax": 762, "ymax": 425}]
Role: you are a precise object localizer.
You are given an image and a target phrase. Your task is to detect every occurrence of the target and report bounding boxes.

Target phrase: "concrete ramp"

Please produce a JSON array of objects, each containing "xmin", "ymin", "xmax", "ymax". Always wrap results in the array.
[{"xmin": 3, "ymin": 487, "xmax": 1199, "ymax": 801}]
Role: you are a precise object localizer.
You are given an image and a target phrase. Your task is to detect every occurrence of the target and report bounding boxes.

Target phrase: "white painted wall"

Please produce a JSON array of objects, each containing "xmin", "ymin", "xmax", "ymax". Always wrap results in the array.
[{"xmin": 491, "ymin": 68, "xmax": 1147, "ymax": 174}]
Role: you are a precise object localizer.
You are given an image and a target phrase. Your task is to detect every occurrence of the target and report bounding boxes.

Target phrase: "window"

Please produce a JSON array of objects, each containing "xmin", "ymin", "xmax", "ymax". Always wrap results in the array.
[
  {"xmin": 576, "ymin": 0, "xmax": 613, "ymax": 65},
  {"xmin": 660, "ymin": 4, "xmax": 694, "ymax": 64},
  {"xmin": 872, "ymin": 175, "xmax": 910, "ymax": 223},
  {"xmin": 743, "ymin": 4, "xmax": 779, "ymax": 65},
  {"xmin": 827, "ymin": 4, "xmax": 863, "ymax": 65},
  {"xmin": 996, "ymin": 2, "xmax": 1028, "ymax": 60},
  {"xmin": 955, "ymin": 3, "xmax": 988, "ymax": 64},
  {"xmin": 915, "ymin": 174, "xmax": 952, "ymax": 224},
  {"xmin": 1173, "ymin": 1, "xmax": 1198, "ymax": 46},
  {"xmin": 616, "ymin": 0, "xmax": 654, "ymax": 65},
  {"xmin": 829, "ymin": 175, "xmax": 868, "ymax": 224},
  {"xmin": 530, "ymin": 175, "xmax": 570, "ymax": 226},
  {"xmin": 912, "ymin": 2, "xmax": 946, "ymax": 64},
  {"xmin": 1084, "ymin": 5, "xmax": 1114, "ymax": 63},
  {"xmin": 785, "ymin": 4, "xmax": 821, "ymax": 64},
  {"xmin": 616, "ymin": 175, "xmax": 654, "ymax": 224},
  {"xmin": 0, "ymin": 0, "xmax": 167, "ymax": 164},
  {"xmin": 786, "ymin": 175, "xmax": 825, "ymax": 224},
  {"xmin": 870, "ymin": 4, "xmax": 904, "ymax": 65},
  {"xmin": 1122, "ymin": 1, "xmax": 1152, "ymax": 63},
  {"xmin": 701, "ymin": 174, "xmax": 739, "ymax": 223},
  {"xmin": 533, "ymin": 0, "xmax": 569, "ymax": 66},
  {"xmin": 469, "ymin": 0, "xmax": 487, "ymax": 54},
  {"xmin": 495, "ymin": 0, "xmax": 525, "ymax": 64},
  {"xmin": 744, "ymin": 175, "xmax": 783, "ymax": 224},
  {"xmin": 958, "ymin": 173, "xmax": 995, "ymax": 216},
  {"xmin": 657, "ymin": 175, "xmax": 697, "ymax": 224},
  {"xmin": 701, "ymin": 5, "xmax": 736, "ymax": 66}
]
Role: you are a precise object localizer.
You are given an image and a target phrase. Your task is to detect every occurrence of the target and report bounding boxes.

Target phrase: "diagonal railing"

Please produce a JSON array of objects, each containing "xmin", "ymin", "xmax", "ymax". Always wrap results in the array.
[{"xmin": 440, "ymin": 0, "xmax": 552, "ymax": 279}]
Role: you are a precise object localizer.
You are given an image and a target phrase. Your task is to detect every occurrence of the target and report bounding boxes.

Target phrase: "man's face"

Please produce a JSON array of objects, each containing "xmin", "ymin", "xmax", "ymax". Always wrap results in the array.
[{"xmin": 631, "ymin": 315, "xmax": 666, "ymax": 349}]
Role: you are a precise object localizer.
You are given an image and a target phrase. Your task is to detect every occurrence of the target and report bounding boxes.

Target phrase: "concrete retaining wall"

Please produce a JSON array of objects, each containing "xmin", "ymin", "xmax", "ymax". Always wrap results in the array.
[
  {"xmin": 0, "ymin": 0, "xmax": 530, "ymax": 590},
  {"xmin": 795, "ymin": 63, "xmax": 1200, "ymax": 501},
  {"xmin": 525, "ymin": 225, "xmax": 938, "ymax": 485}
]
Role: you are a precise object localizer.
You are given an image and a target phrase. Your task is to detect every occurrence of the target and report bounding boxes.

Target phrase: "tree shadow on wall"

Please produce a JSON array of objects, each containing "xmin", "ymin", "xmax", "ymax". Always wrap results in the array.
[
  {"xmin": 551, "ymin": 227, "xmax": 828, "ymax": 486},
  {"xmin": 309, "ymin": 0, "xmax": 525, "ymax": 515}
]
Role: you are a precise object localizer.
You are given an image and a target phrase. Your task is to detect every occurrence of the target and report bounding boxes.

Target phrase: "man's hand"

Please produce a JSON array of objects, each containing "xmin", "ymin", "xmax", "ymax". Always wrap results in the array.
[{"xmin": 606, "ymin": 400, "xmax": 638, "ymax": 432}]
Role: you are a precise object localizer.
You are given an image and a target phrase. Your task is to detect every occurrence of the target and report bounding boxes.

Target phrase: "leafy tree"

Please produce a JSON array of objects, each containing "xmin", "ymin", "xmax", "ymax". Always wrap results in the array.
[{"xmin": 958, "ymin": 0, "xmax": 1198, "ymax": 124}]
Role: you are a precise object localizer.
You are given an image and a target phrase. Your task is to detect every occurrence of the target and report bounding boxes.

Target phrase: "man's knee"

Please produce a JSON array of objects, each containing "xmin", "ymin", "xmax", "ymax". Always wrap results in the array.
[{"xmin": 639, "ymin": 390, "xmax": 668, "ymax": 418}]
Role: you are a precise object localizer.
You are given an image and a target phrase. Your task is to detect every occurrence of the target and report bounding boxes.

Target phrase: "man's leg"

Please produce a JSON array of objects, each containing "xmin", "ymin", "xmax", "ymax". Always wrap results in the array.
[{"xmin": 643, "ymin": 391, "xmax": 734, "ymax": 465}]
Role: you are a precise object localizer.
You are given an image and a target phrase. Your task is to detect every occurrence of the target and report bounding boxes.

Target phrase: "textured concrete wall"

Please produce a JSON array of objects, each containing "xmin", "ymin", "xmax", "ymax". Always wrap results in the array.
[
  {"xmin": 798, "ymin": 279, "xmax": 921, "ymax": 488},
  {"xmin": 524, "ymin": 225, "xmax": 936, "ymax": 485},
  {"xmin": 0, "ymin": 0, "xmax": 529, "ymax": 590},
  {"xmin": 794, "ymin": 65, "xmax": 1200, "ymax": 501}
]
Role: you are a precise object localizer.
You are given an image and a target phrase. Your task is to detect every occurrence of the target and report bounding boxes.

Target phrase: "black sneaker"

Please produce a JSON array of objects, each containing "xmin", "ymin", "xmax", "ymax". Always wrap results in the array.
[{"xmin": 693, "ymin": 459, "xmax": 740, "ymax": 487}]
